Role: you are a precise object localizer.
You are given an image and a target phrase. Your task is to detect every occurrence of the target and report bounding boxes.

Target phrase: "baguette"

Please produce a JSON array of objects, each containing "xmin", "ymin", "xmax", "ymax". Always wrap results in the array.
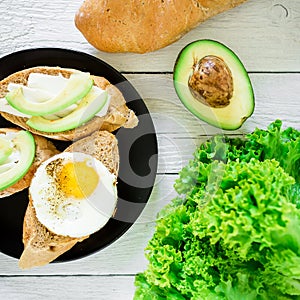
[
  {"xmin": 19, "ymin": 130, "xmax": 119, "ymax": 269},
  {"xmin": 75, "ymin": 0, "xmax": 248, "ymax": 53},
  {"xmin": 0, "ymin": 128, "xmax": 59, "ymax": 198},
  {"xmin": 0, "ymin": 67, "xmax": 138, "ymax": 141}
]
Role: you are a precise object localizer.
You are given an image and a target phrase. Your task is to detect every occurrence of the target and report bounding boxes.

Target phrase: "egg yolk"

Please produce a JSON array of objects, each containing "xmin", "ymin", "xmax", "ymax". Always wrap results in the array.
[{"xmin": 57, "ymin": 160, "xmax": 99, "ymax": 199}]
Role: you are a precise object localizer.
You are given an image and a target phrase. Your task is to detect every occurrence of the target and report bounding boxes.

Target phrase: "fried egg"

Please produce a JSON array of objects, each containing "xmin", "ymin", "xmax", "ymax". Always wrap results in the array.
[{"xmin": 30, "ymin": 152, "xmax": 117, "ymax": 238}]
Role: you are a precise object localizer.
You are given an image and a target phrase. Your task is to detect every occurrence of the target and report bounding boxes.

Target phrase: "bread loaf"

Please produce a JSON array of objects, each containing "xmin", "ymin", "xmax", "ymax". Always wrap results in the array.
[
  {"xmin": 75, "ymin": 0, "xmax": 248, "ymax": 53},
  {"xmin": 19, "ymin": 130, "xmax": 119, "ymax": 269},
  {"xmin": 0, "ymin": 67, "xmax": 138, "ymax": 141}
]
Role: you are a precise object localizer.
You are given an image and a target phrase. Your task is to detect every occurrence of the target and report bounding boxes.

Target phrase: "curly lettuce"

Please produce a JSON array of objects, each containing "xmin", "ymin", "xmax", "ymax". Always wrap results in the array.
[
  {"xmin": 175, "ymin": 120, "xmax": 300, "ymax": 196},
  {"xmin": 134, "ymin": 121, "xmax": 300, "ymax": 300}
]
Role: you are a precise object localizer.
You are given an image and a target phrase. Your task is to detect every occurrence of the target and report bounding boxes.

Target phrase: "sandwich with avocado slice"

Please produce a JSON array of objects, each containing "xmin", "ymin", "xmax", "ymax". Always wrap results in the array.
[
  {"xmin": 0, "ymin": 128, "xmax": 59, "ymax": 198},
  {"xmin": 0, "ymin": 67, "xmax": 138, "ymax": 141}
]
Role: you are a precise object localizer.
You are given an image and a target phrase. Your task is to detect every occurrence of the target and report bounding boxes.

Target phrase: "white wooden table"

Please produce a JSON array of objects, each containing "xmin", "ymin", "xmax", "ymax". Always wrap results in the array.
[{"xmin": 0, "ymin": 0, "xmax": 299, "ymax": 299}]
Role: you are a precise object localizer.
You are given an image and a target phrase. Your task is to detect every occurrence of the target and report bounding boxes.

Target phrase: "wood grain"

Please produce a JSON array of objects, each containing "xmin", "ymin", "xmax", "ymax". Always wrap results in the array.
[
  {"xmin": 0, "ymin": 276, "xmax": 136, "ymax": 300},
  {"xmin": 126, "ymin": 73, "xmax": 300, "ymax": 135},
  {"xmin": 0, "ymin": 0, "xmax": 299, "ymax": 72},
  {"xmin": 0, "ymin": 0, "xmax": 299, "ymax": 299}
]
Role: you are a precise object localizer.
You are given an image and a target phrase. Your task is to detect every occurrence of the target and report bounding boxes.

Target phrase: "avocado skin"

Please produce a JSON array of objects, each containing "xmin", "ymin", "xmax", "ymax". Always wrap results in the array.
[{"xmin": 173, "ymin": 39, "xmax": 255, "ymax": 130}]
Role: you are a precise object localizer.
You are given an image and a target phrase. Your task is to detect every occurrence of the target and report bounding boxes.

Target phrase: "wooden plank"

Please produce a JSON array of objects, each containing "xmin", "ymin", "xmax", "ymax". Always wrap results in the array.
[
  {"xmin": 125, "ymin": 73, "xmax": 300, "ymax": 136},
  {"xmin": 0, "ymin": 276, "xmax": 136, "ymax": 300},
  {"xmin": 0, "ymin": 0, "xmax": 298, "ymax": 298},
  {"xmin": 0, "ymin": 0, "xmax": 299, "ymax": 72}
]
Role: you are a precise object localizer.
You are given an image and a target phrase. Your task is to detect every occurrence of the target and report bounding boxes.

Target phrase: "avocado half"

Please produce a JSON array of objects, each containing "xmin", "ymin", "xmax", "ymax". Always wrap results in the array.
[{"xmin": 173, "ymin": 40, "xmax": 254, "ymax": 130}]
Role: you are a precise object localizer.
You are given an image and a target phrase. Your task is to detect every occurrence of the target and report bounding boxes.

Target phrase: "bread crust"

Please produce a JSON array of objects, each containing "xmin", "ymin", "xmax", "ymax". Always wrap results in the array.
[
  {"xmin": 75, "ymin": 0, "xmax": 248, "ymax": 53},
  {"xmin": 0, "ymin": 128, "xmax": 59, "ymax": 198},
  {"xmin": 64, "ymin": 130, "xmax": 119, "ymax": 176},
  {"xmin": 19, "ymin": 197, "xmax": 85, "ymax": 270},
  {"xmin": 19, "ymin": 130, "xmax": 119, "ymax": 269},
  {"xmin": 0, "ymin": 67, "xmax": 138, "ymax": 141}
]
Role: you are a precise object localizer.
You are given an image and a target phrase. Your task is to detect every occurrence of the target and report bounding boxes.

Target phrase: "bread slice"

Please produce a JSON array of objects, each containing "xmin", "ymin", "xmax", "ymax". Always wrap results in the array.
[
  {"xmin": 0, "ymin": 128, "xmax": 59, "ymax": 198},
  {"xmin": 19, "ymin": 130, "xmax": 119, "ymax": 269},
  {"xmin": 0, "ymin": 66, "xmax": 138, "ymax": 141}
]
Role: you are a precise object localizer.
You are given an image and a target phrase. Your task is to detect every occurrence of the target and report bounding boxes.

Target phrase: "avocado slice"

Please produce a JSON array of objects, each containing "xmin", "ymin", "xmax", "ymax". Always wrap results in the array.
[
  {"xmin": 0, "ymin": 131, "xmax": 35, "ymax": 191},
  {"xmin": 0, "ymin": 137, "xmax": 13, "ymax": 164},
  {"xmin": 173, "ymin": 40, "xmax": 254, "ymax": 130},
  {"xmin": 5, "ymin": 72, "xmax": 93, "ymax": 116},
  {"xmin": 26, "ymin": 88, "xmax": 108, "ymax": 133}
]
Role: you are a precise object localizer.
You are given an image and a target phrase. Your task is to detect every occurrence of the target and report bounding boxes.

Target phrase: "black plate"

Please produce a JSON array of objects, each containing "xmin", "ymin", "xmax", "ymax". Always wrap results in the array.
[{"xmin": 0, "ymin": 48, "xmax": 158, "ymax": 262}]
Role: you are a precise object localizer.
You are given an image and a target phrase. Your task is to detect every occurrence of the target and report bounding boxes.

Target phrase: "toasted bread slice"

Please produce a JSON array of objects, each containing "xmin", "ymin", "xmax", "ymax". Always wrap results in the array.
[
  {"xmin": 19, "ymin": 197, "xmax": 86, "ymax": 270},
  {"xmin": 0, "ymin": 128, "xmax": 59, "ymax": 198},
  {"xmin": 0, "ymin": 66, "xmax": 138, "ymax": 141},
  {"xmin": 19, "ymin": 130, "xmax": 119, "ymax": 269}
]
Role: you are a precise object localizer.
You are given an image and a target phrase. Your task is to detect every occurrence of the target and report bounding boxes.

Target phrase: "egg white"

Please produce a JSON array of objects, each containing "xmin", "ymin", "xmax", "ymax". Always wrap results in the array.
[{"xmin": 30, "ymin": 152, "xmax": 118, "ymax": 238}]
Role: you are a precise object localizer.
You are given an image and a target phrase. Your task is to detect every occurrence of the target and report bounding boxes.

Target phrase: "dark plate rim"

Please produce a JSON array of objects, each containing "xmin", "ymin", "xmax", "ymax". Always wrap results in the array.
[{"xmin": 0, "ymin": 47, "xmax": 158, "ymax": 263}]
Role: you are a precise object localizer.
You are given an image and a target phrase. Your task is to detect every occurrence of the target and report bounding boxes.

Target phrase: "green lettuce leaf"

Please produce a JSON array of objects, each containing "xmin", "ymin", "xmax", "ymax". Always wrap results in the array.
[{"xmin": 134, "ymin": 121, "xmax": 300, "ymax": 299}]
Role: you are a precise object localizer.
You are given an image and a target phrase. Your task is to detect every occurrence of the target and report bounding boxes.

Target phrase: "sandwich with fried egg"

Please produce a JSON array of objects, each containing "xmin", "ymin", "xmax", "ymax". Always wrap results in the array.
[
  {"xmin": 0, "ymin": 66, "xmax": 138, "ymax": 141},
  {"xmin": 19, "ymin": 130, "xmax": 119, "ymax": 269},
  {"xmin": 0, "ymin": 128, "xmax": 59, "ymax": 198}
]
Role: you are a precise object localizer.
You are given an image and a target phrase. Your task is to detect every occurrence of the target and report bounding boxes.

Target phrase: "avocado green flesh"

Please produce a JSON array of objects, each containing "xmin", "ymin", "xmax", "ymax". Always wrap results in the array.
[
  {"xmin": 173, "ymin": 40, "xmax": 254, "ymax": 130},
  {"xmin": 0, "ymin": 137, "xmax": 13, "ymax": 164},
  {"xmin": 26, "ymin": 89, "xmax": 108, "ymax": 133},
  {"xmin": 0, "ymin": 131, "xmax": 35, "ymax": 191},
  {"xmin": 5, "ymin": 73, "xmax": 93, "ymax": 116}
]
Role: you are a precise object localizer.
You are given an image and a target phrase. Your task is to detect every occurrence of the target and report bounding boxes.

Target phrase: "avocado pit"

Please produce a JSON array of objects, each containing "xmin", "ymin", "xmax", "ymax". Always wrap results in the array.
[{"xmin": 188, "ymin": 55, "xmax": 233, "ymax": 108}]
